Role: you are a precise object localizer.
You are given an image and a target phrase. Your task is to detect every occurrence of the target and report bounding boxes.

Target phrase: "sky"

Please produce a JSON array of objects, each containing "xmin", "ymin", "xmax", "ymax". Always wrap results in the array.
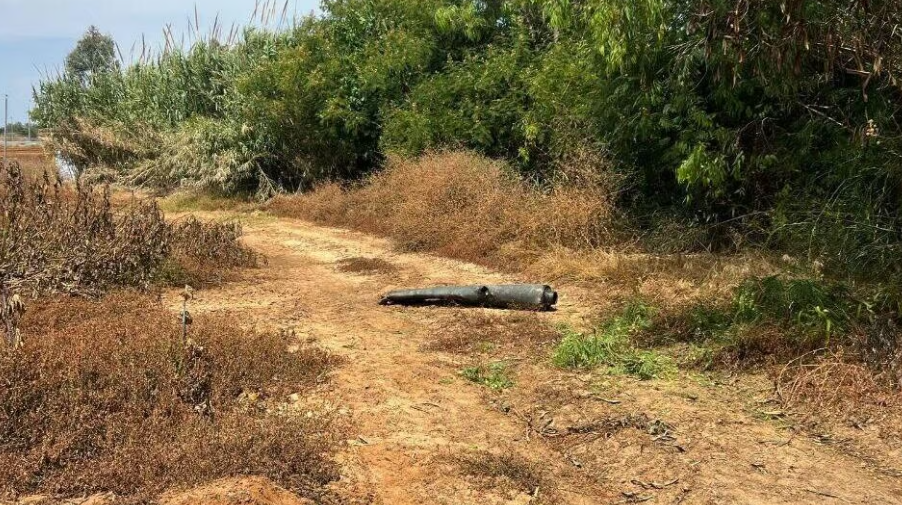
[{"xmin": 0, "ymin": 0, "xmax": 320, "ymax": 123}]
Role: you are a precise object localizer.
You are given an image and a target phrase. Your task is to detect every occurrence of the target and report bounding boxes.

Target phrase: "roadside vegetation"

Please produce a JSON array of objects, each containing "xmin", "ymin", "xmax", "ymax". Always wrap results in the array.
[
  {"xmin": 0, "ymin": 161, "xmax": 256, "ymax": 304},
  {"xmin": 462, "ymin": 361, "xmax": 515, "ymax": 391},
  {"xmin": 32, "ymin": 1, "xmax": 902, "ymax": 282},
  {"xmin": 0, "ymin": 160, "xmax": 343, "ymax": 502},
  {"xmin": 553, "ymin": 303, "xmax": 675, "ymax": 381},
  {"xmin": 0, "ymin": 294, "xmax": 341, "ymax": 501},
  {"xmin": 453, "ymin": 451, "xmax": 554, "ymax": 504},
  {"xmin": 267, "ymin": 152, "xmax": 613, "ymax": 267},
  {"xmin": 24, "ymin": 0, "xmax": 902, "ymax": 487},
  {"xmin": 33, "ymin": 1, "xmax": 902, "ymax": 307}
]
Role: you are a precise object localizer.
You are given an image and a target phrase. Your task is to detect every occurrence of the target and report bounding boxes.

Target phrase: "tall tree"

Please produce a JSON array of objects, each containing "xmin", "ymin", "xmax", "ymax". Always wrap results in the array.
[{"xmin": 65, "ymin": 26, "xmax": 118, "ymax": 82}]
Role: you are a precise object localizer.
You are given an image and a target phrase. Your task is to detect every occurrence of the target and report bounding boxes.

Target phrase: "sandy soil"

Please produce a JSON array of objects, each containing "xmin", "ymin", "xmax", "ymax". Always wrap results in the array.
[{"xmin": 153, "ymin": 213, "xmax": 902, "ymax": 505}]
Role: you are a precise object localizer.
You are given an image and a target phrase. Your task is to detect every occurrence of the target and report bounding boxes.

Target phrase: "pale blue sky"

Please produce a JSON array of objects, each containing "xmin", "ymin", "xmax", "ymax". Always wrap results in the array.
[{"xmin": 0, "ymin": 0, "xmax": 320, "ymax": 122}]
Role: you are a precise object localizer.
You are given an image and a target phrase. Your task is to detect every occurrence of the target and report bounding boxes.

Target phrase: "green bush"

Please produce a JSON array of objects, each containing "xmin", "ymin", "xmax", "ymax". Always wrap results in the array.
[
  {"xmin": 651, "ymin": 275, "xmax": 877, "ymax": 367},
  {"xmin": 32, "ymin": 0, "xmax": 902, "ymax": 288}
]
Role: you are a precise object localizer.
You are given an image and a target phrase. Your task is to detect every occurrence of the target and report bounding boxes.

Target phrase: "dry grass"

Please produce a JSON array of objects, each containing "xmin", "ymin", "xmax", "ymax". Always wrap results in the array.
[
  {"xmin": 161, "ymin": 217, "xmax": 260, "ymax": 287},
  {"xmin": 0, "ymin": 160, "xmax": 258, "ymax": 342},
  {"xmin": 159, "ymin": 190, "xmax": 257, "ymax": 214},
  {"xmin": 0, "ymin": 292, "xmax": 342, "ymax": 502},
  {"xmin": 268, "ymin": 151, "xmax": 616, "ymax": 270},
  {"xmin": 423, "ymin": 312, "xmax": 560, "ymax": 356},
  {"xmin": 335, "ymin": 257, "xmax": 397, "ymax": 275},
  {"xmin": 2, "ymin": 145, "xmax": 53, "ymax": 180},
  {"xmin": 0, "ymin": 161, "xmax": 170, "ymax": 298},
  {"xmin": 776, "ymin": 350, "xmax": 901, "ymax": 433},
  {"xmin": 270, "ymin": 151, "xmax": 899, "ymax": 451},
  {"xmin": 267, "ymin": 152, "xmax": 777, "ymax": 308},
  {"xmin": 453, "ymin": 451, "xmax": 555, "ymax": 504}
]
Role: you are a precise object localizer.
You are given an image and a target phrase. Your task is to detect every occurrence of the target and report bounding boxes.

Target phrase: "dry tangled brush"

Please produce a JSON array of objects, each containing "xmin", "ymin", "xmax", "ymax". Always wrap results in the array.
[
  {"xmin": 268, "ymin": 151, "xmax": 617, "ymax": 270},
  {"xmin": 0, "ymin": 163, "xmax": 169, "ymax": 296},
  {"xmin": 0, "ymin": 163, "xmax": 327, "ymax": 501},
  {"xmin": 0, "ymin": 161, "xmax": 258, "ymax": 345},
  {"xmin": 0, "ymin": 293, "xmax": 342, "ymax": 501}
]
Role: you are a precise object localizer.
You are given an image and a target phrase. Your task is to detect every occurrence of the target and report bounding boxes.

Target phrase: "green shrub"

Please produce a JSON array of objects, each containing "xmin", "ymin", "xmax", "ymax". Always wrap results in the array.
[
  {"xmin": 651, "ymin": 275, "xmax": 879, "ymax": 368},
  {"xmin": 32, "ymin": 0, "xmax": 902, "ymax": 291},
  {"xmin": 552, "ymin": 325, "xmax": 624, "ymax": 370},
  {"xmin": 620, "ymin": 350, "xmax": 675, "ymax": 381},
  {"xmin": 733, "ymin": 276, "xmax": 854, "ymax": 338}
]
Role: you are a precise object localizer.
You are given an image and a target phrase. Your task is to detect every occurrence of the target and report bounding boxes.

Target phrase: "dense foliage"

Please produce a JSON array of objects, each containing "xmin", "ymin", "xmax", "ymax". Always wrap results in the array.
[{"xmin": 33, "ymin": 1, "xmax": 902, "ymax": 281}]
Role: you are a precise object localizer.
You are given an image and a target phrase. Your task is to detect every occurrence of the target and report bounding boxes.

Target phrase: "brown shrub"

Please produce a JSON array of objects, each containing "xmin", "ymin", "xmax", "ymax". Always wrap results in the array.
[
  {"xmin": 0, "ymin": 293, "xmax": 341, "ymax": 501},
  {"xmin": 0, "ymin": 161, "xmax": 258, "ymax": 341},
  {"xmin": 0, "ymin": 162, "xmax": 170, "ymax": 296},
  {"xmin": 0, "ymin": 162, "xmax": 256, "ymax": 294},
  {"xmin": 265, "ymin": 151, "xmax": 777, "ymax": 309},
  {"xmin": 267, "ymin": 151, "xmax": 616, "ymax": 270},
  {"xmin": 161, "ymin": 217, "xmax": 260, "ymax": 287}
]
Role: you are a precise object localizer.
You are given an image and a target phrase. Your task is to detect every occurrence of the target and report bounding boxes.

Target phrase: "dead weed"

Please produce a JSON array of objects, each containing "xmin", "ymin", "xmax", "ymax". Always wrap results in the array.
[
  {"xmin": 453, "ymin": 451, "xmax": 555, "ymax": 503},
  {"xmin": 267, "ymin": 152, "xmax": 777, "ymax": 308},
  {"xmin": 267, "ymin": 151, "xmax": 616, "ymax": 270},
  {"xmin": 775, "ymin": 350, "xmax": 902, "ymax": 437},
  {"xmin": 0, "ymin": 292, "xmax": 342, "ymax": 502}
]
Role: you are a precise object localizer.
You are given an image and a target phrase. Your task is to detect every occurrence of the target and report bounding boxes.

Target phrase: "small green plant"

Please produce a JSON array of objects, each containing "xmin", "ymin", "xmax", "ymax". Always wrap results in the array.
[
  {"xmin": 656, "ymin": 275, "xmax": 875, "ymax": 368},
  {"xmin": 620, "ymin": 350, "xmax": 675, "ymax": 380},
  {"xmin": 684, "ymin": 305, "xmax": 734, "ymax": 341},
  {"xmin": 461, "ymin": 362, "xmax": 514, "ymax": 390},
  {"xmin": 552, "ymin": 325, "xmax": 623, "ymax": 369},
  {"xmin": 732, "ymin": 276, "xmax": 853, "ymax": 339},
  {"xmin": 553, "ymin": 301, "xmax": 673, "ymax": 379}
]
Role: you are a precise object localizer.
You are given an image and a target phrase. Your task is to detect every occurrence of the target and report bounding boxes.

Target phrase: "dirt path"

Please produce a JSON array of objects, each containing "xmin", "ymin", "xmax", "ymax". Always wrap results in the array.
[{"xmin": 168, "ymin": 214, "xmax": 902, "ymax": 505}]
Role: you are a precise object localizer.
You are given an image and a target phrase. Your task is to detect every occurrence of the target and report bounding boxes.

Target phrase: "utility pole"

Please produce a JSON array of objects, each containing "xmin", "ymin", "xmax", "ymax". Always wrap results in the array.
[{"xmin": 3, "ymin": 94, "xmax": 8, "ymax": 164}]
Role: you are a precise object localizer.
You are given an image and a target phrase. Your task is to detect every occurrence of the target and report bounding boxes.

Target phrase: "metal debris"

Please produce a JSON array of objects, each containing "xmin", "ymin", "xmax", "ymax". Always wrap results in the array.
[{"xmin": 379, "ymin": 284, "xmax": 558, "ymax": 310}]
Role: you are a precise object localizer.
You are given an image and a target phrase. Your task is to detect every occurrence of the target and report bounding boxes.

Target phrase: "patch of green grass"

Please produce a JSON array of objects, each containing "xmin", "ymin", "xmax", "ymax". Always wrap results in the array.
[
  {"xmin": 649, "ymin": 276, "xmax": 871, "ymax": 369},
  {"xmin": 683, "ymin": 304, "xmax": 735, "ymax": 340},
  {"xmin": 552, "ymin": 325, "xmax": 624, "ymax": 369},
  {"xmin": 553, "ymin": 301, "xmax": 674, "ymax": 379},
  {"xmin": 159, "ymin": 190, "xmax": 253, "ymax": 213},
  {"xmin": 461, "ymin": 362, "xmax": 514, "ymax": 390},
  {"xmin": 620, "ymin": 350, "xmax": 675, "ymax": 380}
]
